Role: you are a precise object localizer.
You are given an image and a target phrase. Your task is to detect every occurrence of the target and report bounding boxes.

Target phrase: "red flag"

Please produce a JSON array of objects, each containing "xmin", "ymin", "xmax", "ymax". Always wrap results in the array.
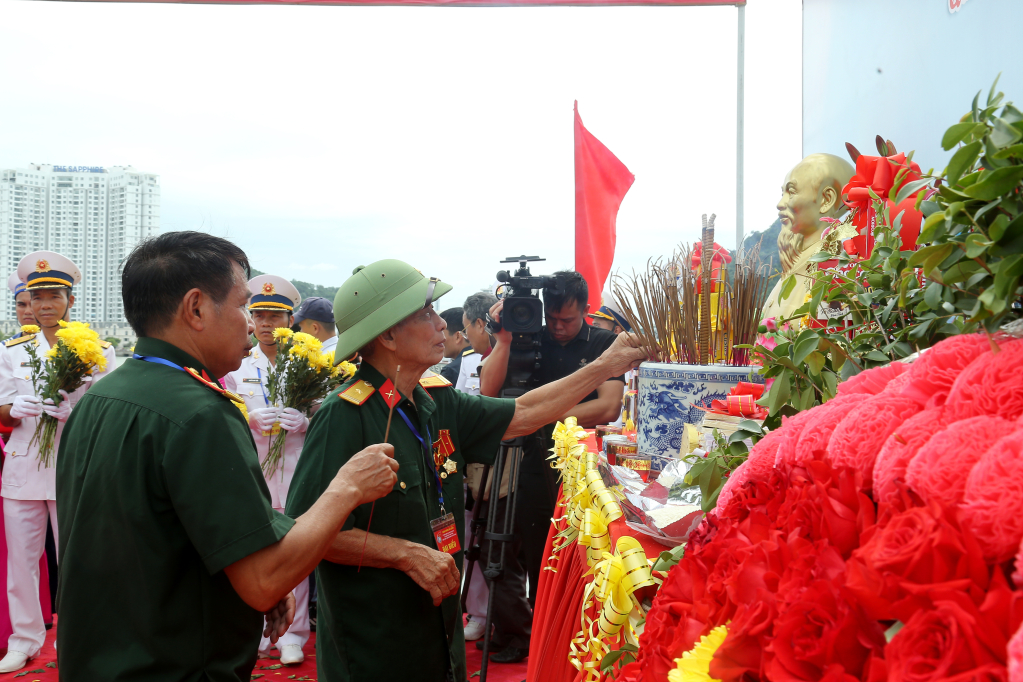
[
  {"xmin": 574, "ymin": 101, "xmax": 635, "ymax": 313},
  {"xmin": 378, "ymin": 379, "xmax": 401, "ymax": 409}
]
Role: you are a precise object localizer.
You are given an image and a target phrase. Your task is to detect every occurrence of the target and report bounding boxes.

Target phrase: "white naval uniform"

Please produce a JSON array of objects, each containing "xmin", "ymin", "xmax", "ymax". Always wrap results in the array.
[
  {"xmin": 223, "ymin": 347, "xmax": 310, "ymax": 652},
  {"xmin": 455, "ymin": 351, "xmax": 489, "ymax": 621},
  {"xmin": 0, "ymin": 333, "xmax": 116, "ymax": 658},
  {"xmin": 454, "ymin": 350, "xmax": 482, "ymax": 396},
  {"xmin": 320, "ymin": 335, "xmax": 337, "ymax": 355}
]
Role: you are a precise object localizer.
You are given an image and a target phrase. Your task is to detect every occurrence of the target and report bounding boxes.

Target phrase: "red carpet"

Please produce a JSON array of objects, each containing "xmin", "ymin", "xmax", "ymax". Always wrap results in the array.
[{"xmin": 0, "ymin": 616, "xmax": 528, "ymax": 682}]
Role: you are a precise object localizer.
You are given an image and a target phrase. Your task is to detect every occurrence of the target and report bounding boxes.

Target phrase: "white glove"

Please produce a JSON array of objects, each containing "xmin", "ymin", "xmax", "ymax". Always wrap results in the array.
[
  {"xmin": 42, "ymin": 390, "xmax": 72, "ymax": 423},
  {"xmin": 278, "ymin": 407, "xmax": 309, "ymax": 434},
  {"xmin": 9, "ymin": 395, "xmax": 43, "ymax": 420},
  {"xmin": 248, "ymin": 406, "xmax": 280, "ymax": 434}
]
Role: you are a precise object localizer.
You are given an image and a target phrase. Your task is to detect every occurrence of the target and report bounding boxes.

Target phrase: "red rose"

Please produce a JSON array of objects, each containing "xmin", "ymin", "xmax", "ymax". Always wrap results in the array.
[
  {"xmin": 637, "ymin": 548, "xmax": 710, "ymax": 682},
  {"xmin": 885, "ymin": 591, "xmax": 1008, "ymax": 682},
  {"xmin": 764, "ymin": 579, "xmax": 885, "ymax": 682},
  {"xmin": 709, "ymin": 593, "xmax": 777, "ymax": 682},
  {"xmin": 846, "ymin": 501, "xmax": 989, "ymax": 622}
]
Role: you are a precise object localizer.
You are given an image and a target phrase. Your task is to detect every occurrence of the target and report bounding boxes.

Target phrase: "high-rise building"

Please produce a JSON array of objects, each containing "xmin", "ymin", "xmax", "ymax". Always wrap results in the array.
[{"xmin": 0, "ymin": 164, "xmax": 160, "ymax": 323}]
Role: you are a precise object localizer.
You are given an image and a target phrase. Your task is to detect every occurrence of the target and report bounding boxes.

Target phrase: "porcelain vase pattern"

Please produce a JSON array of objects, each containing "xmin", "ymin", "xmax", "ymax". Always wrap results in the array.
[{"xmin": 637, "ymin": 362, "xmax": 763, "ymax": 459}]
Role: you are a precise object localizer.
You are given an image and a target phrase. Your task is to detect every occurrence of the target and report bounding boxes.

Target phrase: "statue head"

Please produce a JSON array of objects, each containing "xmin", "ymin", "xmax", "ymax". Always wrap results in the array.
[{"xmin": 776, "ymin": 153, "xmax": 855, "ymax": 238}]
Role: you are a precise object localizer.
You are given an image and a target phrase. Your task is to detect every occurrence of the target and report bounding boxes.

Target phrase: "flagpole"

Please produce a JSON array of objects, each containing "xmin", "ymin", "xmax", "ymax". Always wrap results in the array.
[
  {"xmin": 736, "ymin": 2, "xmax": 746, "ymax": 252},
  {"xmin": 358, "ymin": 364, "xmax": 400, "ymax": 572}
]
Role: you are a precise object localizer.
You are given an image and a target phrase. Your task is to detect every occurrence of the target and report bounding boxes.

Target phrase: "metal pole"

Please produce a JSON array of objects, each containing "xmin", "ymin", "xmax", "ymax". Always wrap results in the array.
[{"xmin": 736, "ymin": 3, "xmax": 745, "ymax": 252}]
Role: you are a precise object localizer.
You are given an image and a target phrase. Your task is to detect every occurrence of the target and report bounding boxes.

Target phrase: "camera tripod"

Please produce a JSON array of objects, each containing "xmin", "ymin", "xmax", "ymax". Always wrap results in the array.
[{"xmin": 460, "ymin": 434, "xmax": 525, "ymax": 682}]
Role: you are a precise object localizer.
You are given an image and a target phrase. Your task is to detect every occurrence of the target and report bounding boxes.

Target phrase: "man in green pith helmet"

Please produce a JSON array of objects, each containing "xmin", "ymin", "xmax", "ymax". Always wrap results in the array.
[{"xmin": 285, "ymin": 260, "xmax": 649, "ymax": 682}]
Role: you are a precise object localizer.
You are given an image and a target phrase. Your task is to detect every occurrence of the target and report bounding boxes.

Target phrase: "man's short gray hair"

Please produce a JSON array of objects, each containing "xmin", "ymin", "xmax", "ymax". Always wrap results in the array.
[{"xmin": 463, "ymin": 291, "xmax": 498, "ymax": 325}]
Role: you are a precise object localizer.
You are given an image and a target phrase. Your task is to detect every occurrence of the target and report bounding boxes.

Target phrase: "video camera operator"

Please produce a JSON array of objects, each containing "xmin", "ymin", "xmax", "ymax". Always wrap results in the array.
[{"xmin": 478, "ymin": 270, "xmax": 625, "ymax": 662}]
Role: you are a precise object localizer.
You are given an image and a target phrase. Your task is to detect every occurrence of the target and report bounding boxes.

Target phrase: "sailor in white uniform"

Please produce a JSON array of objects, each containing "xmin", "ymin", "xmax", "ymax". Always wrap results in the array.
[
  {"xmin": 0, "ymin": 252, "xmax": 115, "ymax": 673},
  {"xmin": 222, "ymin": 274, "xmax": 311, "ymax": 665},
  {"xmin": 455, "ymin": 346, "xmax": 482, "ymax": 396},
  {"xmin": 8, "ymin": 273, "xmax": 36, "ymax": 330}
]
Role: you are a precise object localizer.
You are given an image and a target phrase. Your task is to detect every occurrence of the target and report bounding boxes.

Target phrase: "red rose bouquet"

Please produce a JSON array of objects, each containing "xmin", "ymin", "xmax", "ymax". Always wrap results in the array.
[{"xmin": 629, "ymin": 332, "xmax": 1023, "ymax": 682}]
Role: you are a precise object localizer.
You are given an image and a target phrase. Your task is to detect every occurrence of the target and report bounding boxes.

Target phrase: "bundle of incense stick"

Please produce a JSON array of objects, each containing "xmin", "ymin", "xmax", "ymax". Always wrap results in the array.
[
  {"xmin": 611, "ymin": 244, "xmax": 700, "ymax": 364},
  {"xmin": 724, "ymin": 235, "xmax": 770, "ymax": 366},
  {"xmin": 698, "ymin": 214, "xmax": 716, "ymax": 364},
  {"xmin": 611, "ymin": 217, "xmax": 769, "ymax": 367}
]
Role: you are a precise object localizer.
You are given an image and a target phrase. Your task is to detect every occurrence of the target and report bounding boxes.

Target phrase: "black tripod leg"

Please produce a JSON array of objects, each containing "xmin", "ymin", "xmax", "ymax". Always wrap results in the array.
[
  {"xmin": 460, "ymin": 464, "xmax": 491, "ymax": 614},
  {"xmin": 479, "ymin": 443, "xmax": 524, "ymax": 682}
]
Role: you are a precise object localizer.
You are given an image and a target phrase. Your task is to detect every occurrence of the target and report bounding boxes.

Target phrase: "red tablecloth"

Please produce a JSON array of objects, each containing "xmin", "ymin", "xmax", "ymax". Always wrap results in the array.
[{"xmin": 527, "ymin": 479, "xmax": 665, "ymax": 682}]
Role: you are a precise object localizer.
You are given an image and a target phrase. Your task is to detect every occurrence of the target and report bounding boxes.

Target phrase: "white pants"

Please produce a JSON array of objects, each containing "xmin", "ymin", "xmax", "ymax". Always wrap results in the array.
[
  {"xmin": 258, "ymin": 506, "xmax": 310, "ymax": 653},
  {"xmin": 4, "ymin": 497, "xmax": 57, "ymax": 658},
  {"xmin": 463, "ymin": 509, "xmax": 489, "ymax": 620}
]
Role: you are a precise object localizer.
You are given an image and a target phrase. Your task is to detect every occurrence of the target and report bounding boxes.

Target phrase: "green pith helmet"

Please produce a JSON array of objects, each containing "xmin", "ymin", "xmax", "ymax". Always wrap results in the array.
[{"xmin": 333, "ymin": 259, "xmax": 452, "ymax": 364}]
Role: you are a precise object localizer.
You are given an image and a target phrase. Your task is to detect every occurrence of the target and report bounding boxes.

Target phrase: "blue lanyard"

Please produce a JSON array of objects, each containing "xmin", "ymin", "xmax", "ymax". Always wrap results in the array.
[
  {"xmin": 256, "ymin": 367, "xmax": 270, "ymax": 406},
  {"xmin": 395, "ymin": 407, "xmax": 446, "ymax": 514},
  {"xmin": 133, "ymin": 354, "xmax": 185, "ymax": 372}
]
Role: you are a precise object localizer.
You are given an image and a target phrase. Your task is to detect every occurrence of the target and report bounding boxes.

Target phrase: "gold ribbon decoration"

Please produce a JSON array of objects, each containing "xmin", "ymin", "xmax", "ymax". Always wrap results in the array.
[{"xmin": 569, "ymin": 536, "xmax": 656, "ymax": 680}]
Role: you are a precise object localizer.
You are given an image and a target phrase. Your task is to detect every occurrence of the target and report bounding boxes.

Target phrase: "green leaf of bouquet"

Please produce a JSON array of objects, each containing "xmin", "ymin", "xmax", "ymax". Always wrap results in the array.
[
  {"xmin": 779, "ymin": 274, "xmax": 797, "ymax": 301},
  {"xmin": 792, "ymin": 330, "xmax": 820, "ymax": 366},
  {"xmin": 993, "ymin": 144, "xmax": 1023, "ymax": 160},
  {"xmin": 991, "ymin": 117, "xmax": 1023, "ymax": 148},
  {"xmin": 943, "ymin": 121, "xmax": 980, "ymax": 150},
  {"xmin": 946, "ymin": 141, "xmax": 982, "ymax": 186},
  {"xmin": 962, "ymin": 166, "xmax": 1023, "ymax": 201},
  {"xmin": 892, "ymin": 178, "xmax": 931, "ymax": 208}
]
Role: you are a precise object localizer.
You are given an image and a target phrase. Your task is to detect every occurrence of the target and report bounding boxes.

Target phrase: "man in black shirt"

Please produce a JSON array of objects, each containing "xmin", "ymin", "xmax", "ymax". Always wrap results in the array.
[
  {"xmin": 479, "ymin": 271, "xmax": 626, "ymax": 663},
  {"xmin": 439, "ymin": 307, "xmax": 472, "ymax": 384}
]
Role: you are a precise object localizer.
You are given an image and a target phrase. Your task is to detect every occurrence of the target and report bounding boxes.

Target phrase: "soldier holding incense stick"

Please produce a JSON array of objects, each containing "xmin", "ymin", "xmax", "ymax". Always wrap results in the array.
[{"xmin": 286, "ymin": 259, "xmax": 647, "ymax": 682}]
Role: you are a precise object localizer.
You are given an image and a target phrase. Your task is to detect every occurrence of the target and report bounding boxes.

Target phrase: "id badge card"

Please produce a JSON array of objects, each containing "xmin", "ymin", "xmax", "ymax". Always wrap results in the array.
[{"xmin": 431, "ymin": 513, "xmax": 461, "ymax": 555}]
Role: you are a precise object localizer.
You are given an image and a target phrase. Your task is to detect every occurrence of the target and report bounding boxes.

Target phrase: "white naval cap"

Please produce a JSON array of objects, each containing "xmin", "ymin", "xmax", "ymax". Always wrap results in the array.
[
  {"xmin": 17, "ymin": 251, "xmax": 82, "ymax": 291},
  {"xmin": 8, "ymin": 272, "xmax": 26, "ymax": 297},
  {"xmin": 248, "ymin": 274, "xmax": 301, "ymax": 312}
]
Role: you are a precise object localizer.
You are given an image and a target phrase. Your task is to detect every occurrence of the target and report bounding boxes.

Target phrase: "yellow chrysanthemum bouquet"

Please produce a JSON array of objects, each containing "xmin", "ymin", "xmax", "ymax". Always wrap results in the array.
[
  {"xmin": 263, "ymin": 328, "xmax": 355, "ymax": 476},
  {"xmin": 25, "ymin": 321, "xmax": 107, "ymax": 467}
]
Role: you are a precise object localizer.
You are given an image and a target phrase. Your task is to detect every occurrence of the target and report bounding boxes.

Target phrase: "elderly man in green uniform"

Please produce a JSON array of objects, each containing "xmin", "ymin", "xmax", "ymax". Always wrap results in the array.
[
  {"xmin": 55, "ymin": 232, "xmax": 399, "ymax": 681},
  {"xmin": 286, "ymin": 260, "xmax": 647, "ymax": 682}
]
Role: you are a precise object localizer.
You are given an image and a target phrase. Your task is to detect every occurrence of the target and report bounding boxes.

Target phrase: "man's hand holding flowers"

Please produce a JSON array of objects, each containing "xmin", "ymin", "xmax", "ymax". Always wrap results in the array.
[
  {"xmin": 42, "ymin": 389, "xmax": 72, "ymax": 422},
  {"xmin": 277, "ymin": 407, "xmax": 308, "ymax": 434},
  {"xmin": 248, "ymin": 406, "xmax": 280, "ymax": 434},
  {"xmin": 9, "ymin": 395, "xmax": 43, "ymax": 420}
]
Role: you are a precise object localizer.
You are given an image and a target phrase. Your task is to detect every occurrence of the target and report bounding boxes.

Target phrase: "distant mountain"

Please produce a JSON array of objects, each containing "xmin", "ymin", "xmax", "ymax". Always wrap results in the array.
[
  {"xmin": 250, "ymin": 268, "xmax": 339, "ymax": 303},
  {"xmin": 741, "ymin": 218, "xmax": 782, "ymax": 274}
]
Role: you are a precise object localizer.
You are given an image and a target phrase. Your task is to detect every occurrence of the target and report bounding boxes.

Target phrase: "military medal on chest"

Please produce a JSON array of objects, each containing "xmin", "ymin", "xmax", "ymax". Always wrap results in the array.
[{"xmin": 432, "ymin": 430, "xmax": 457, "ymax": 479}]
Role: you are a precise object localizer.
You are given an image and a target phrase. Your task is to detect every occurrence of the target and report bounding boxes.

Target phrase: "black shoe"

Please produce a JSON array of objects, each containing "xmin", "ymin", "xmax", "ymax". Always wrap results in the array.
[
  {"xmin": 490, "ymin": 647, "xmax": 528, "ymax": 664},
  {"xmin": 475, "ymin": 640, "xmax": 506, "ymax": 653}
]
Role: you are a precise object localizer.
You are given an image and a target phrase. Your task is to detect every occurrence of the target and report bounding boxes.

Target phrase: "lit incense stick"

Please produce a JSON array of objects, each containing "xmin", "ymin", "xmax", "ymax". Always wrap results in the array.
[{"xmin": 358, "ymin": 364, "xmax": 400, "ymax": 572}]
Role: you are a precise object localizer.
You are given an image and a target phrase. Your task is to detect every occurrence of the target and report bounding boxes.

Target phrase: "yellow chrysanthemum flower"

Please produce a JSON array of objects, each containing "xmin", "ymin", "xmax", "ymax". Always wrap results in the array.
[
  {"xmin": 667, "ymin": 625, "xmax": 728, "ymax": 682},
  {"xmin": 20, "ymin": 325, "xmax": 40, "ymax": 335},
  {"xmin": 58, "ymin": 320, "xmax": 68, "ymax": 328},
  {"xmin": 44, "ymin": 347, "xmax": 57, "ymax": 359},
  {"xmin": 337, "ymin": 361, "xmax": 357, "ymax": 380},
  {"xmin": 272, "ymin": 327, "xmax": 294, "ymax": 341},
  {"xmin": 291, "ymin": 332, "xmax": 322, "ymax": 351}
]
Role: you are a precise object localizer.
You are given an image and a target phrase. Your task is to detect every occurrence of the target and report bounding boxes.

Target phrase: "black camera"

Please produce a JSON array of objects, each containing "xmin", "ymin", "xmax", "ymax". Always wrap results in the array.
[{"xmin": 487, "ymin": 256, "xmax": 565, "ymax": 393}]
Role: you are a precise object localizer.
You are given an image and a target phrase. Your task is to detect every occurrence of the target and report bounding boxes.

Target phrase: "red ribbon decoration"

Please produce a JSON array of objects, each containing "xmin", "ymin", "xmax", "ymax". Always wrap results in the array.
[{"xmin": 841, "ymin": 152, "xmax": 924, "ymax": 260}]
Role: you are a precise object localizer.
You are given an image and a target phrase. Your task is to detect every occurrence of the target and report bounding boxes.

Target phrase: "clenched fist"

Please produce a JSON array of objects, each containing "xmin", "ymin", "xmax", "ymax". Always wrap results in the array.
[{"xmin": 333, "ymin": 443, "xmax": 399, "ymax": 506}]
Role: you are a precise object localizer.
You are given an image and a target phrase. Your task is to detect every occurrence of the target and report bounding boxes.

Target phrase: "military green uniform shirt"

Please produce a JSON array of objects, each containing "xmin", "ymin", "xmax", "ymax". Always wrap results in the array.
[
  {"xmin": 56, "ymin": 338, "xmax": 295, "ymax": 681},
  {"xmin": 286, "ymin": 363, "xmax": 516, "ymax": 682}
]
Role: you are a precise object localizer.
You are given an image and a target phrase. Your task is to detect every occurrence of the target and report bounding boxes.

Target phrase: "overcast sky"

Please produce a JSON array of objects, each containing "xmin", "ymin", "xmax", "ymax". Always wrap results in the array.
[{"xmin": 0, "ymin": 0, "xmax": 801, "ymax": 306}]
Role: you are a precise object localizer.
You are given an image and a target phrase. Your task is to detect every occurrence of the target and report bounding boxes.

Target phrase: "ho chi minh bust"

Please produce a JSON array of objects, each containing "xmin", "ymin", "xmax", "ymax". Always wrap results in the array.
[{"xmin": 762, "ymin": 153, "xmax": 855, "ymax": 322}]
